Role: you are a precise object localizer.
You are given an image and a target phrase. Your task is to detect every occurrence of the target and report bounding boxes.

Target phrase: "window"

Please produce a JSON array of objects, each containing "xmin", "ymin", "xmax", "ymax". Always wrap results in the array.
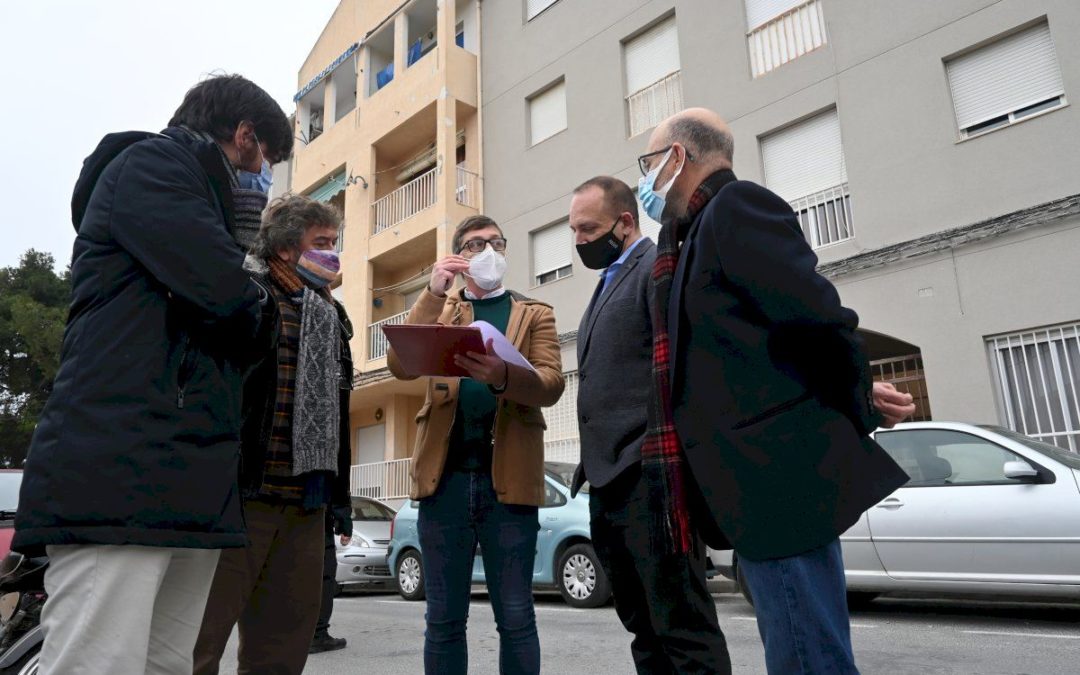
[
  {"xmin": 988, "ymin": 323, "xmax": 1080, "ymax": 452},
  {"xmin": 761, "ymin": 109, "xmax": 853, "ymax": 249},
  {"xmin": 543, "ymin": 479, "xmax": 567, "ymax": 508},
  {"xmin": 876, "ymin": 429, "xmax": 1030, "ymax": 487},
  {"xmin": 528, "ymin": 80, "xmax": 567, "ymax": 146},
  {"xmin": 531, "ymin": 223, "xmax": 573, "ymax": 286},
  {"xmin": 526, "ymin": 0, "xmax": 560, "ymax": 21},
  {"xmin": 746, "ymin": 0, "xmax": 827, "ymax": 77},
  {"xmin": 625, "ymin": 17, "xmax": 684, "ymax": 137},
  {"xmin": 947, "ymin": 22, "xmax": 1066, "ymax": 139},
  {"xmin": 543, "ymin": 372, "xmax": 580, "ymax": 463}
]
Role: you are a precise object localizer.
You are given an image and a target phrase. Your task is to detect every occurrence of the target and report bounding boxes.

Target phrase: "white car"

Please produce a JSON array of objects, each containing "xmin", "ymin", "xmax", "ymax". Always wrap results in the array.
[
  {"xmin": 716, "ymin": 422, "xmax": 1080, "ymax": 604},
  {"xmin": 335, "ymin": 496, "xmax": 396, "ymax": 589}
]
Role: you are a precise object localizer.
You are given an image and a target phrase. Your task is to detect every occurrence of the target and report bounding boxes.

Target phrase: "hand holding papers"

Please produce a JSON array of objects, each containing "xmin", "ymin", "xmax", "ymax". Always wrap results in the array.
[{"xmin": 468, "ymin": 321, "xmax": 537, "ymax": 373}]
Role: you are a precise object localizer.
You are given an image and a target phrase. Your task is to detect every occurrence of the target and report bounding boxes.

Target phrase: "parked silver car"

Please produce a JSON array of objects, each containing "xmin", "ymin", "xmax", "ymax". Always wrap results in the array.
[
  {"xmin": 335, "ymin": 496, "xmax": 396, "ymax": 589},
  {"xmin": 717, "ymin": 422, "xmax": 1080, "ymax": 604}
]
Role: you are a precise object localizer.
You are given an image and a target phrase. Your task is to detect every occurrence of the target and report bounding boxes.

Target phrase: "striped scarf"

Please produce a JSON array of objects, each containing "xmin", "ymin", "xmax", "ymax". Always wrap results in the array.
[{"xmin": 644, "ymin": 169, "xmax": 737, "ymax": 554}]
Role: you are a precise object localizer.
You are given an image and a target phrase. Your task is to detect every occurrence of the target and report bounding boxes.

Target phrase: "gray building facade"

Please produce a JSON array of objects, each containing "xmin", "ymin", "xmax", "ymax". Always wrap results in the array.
[{"xmin": 480, "ymin": 0, "xmax": 1080, "ymax": 461}]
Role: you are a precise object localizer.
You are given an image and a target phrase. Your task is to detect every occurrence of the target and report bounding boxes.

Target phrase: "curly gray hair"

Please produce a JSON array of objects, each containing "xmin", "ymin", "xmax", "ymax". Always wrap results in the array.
[{"xmin": 251, "ymin": 194, "xmax": 342, "ymax": 260}]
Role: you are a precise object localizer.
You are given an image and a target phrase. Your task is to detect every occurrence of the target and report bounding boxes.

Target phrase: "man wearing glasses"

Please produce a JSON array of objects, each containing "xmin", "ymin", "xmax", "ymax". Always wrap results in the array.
[{"xmin": 387, "ymin": 215, "xmax": 565, "ymax": 675}]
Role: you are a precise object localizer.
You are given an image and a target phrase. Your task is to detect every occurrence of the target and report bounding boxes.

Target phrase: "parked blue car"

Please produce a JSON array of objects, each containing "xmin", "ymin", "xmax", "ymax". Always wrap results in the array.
[{"xmin": 387, "ymin": 462, "xmax": 612, "ymax": 608}]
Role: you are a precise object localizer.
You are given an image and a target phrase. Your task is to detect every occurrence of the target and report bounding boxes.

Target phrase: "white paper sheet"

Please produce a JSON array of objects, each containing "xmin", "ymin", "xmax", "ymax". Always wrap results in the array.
[{"xmin": 470, "ymin": 320, "xmax": 537, "ymax": 373}]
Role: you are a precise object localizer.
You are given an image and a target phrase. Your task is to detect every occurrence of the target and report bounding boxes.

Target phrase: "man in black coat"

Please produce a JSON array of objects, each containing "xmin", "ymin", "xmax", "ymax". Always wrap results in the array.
[
  {"xmin": 14, "ymin": 75, "xmax": 292, "ymax": 674},
  {"xmin": 637, "ymin": 108, "xmax": 910, "ymax": 674}
]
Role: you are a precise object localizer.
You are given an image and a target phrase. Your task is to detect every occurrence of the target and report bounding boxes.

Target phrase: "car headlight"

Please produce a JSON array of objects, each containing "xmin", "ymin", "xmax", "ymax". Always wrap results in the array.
[{"xmin": 349, "ymin": 533, "xmax": 372, "ymax": 548}]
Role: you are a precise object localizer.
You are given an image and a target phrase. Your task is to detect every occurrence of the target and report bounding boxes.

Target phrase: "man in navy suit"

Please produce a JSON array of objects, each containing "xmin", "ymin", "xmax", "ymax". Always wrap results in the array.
[{"xmin": 636, "ymin": 108, "xmax": 910, "ymax": 674}]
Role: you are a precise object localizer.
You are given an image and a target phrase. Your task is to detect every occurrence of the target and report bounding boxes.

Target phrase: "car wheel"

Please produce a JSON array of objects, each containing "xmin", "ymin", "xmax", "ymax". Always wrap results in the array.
[
  {"xmin": 0, "ymin": 644, "xmax": 41, "ymax": 675},
  {"xmin": 734, "ymin": 557, "xmax": 754, "ymax": 607},
  {"xmin": 557, "ymin": 544, "xmax": 611, "ymax": 609},
  {"xmin": 396, "ymin": 549, "xmax": 425, "ymax": 601}
]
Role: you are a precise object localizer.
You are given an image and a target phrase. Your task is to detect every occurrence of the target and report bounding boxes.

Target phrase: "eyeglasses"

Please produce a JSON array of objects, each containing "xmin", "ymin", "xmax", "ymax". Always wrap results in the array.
[
  {"xmin": 460, "ymin": 237, "xmax": 507, "ymax": 254},
  {"xmin": 637, "ymin": 145, "xmax": 693, "ymax": 176}
]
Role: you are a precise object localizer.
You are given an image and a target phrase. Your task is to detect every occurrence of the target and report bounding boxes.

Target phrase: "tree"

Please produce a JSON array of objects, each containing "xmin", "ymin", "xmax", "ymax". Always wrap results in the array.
[{"xmin": 0, "ymin": 250, "xmax": 70, "ymax": 467}]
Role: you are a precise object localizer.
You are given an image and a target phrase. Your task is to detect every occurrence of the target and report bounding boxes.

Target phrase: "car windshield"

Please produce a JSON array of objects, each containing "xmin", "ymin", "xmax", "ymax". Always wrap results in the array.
[
  {"xmin": 351, "ymin": 498, "xmax": 395, "ymax": 521},
  {"xmin": 544, "ymin": 462, "xmax": 588, "ymax": 494},
  {"xmin": 0, "ymin": 473, "xmax": 20, "ymax": 514},
  {"xmin": 979, "ymin": 425, "xmax": 1080, "ymax": 470}
]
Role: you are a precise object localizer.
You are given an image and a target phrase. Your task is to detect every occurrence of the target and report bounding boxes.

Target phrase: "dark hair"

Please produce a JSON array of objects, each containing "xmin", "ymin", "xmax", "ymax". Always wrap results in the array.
[
  {"xmin": 452, "ymin": 215, "xmax": 504, "ymax": 253},
  {"xmin": 169, "ymin": 74, "xmax": 294, "ymax": 162},
  {"xmin": 573, "ymin": 176, "xmax": 640, "ymax": 228},
  {"xmin": 667, "ymin": 117, "xmax": 734, "ymax": 163},
  {"xmin": 251, "ymin": 195, "xmax": 341, "ymax": 260}
]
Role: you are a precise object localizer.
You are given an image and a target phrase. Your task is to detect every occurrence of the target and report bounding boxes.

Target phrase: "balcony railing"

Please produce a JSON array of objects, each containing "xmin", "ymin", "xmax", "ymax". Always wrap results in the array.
[
  {"xmin": 351, "ymin": 458, "xmax": 411, "ymax": 500},
  {"xmin": 372, "ymin": 167, "xmax": 438, "ymax": 234},
  {"xmin": 627, "ymin": 71, "xmax": 684, "ymax": 138},
  {"xmin": 789, "ymin": 183, "xmax": 853, "ymax": 249},
  {"xmin": 456, "ymin": 165, "xmax": 480, "ymax": 208},
  {"xmin": 748, "ymin": 0, "xmax": 827, "ymax": 78},
  {"xmin": 369, "ymin": 311, "xmax": 409, "ymax": 361}
]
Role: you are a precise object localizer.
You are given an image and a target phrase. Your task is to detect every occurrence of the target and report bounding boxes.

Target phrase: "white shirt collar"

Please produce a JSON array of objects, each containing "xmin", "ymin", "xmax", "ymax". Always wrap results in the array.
[{"xmin": 464, "ymin": 286, "xmax": 507, "ymax": 301}]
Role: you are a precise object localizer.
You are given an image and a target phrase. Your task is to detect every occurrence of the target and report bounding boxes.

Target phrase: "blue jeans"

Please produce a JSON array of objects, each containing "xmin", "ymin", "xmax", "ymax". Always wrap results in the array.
[
  {"xmin": 417, "ymin": 470, "xmax": 540, "ymax": 675},
  {"xmin": 737, "ymin": 538, "xmax": 858, "ymax": 674}
]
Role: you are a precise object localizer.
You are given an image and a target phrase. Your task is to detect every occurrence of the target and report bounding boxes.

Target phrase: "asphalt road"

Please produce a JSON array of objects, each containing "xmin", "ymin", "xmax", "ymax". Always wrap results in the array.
[{"xmin": 219, "ymin": 585, "xmax": 1080, "ymax": 674}]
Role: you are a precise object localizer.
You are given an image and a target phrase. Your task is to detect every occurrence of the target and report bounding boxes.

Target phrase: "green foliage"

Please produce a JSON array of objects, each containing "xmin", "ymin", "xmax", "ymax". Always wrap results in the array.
[{"xmin": 0, "ymin": 250, "xmax": 70, "ymax": 467}]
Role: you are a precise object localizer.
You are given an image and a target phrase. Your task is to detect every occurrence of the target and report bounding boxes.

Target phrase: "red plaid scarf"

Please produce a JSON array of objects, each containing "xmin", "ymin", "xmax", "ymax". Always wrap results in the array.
[{"xmin": 644, "ymin": 169, "xmax": 737, "ymax": 554}]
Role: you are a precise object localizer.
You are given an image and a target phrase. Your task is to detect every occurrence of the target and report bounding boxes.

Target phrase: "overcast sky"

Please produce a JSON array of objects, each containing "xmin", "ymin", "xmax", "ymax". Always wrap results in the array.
[{"xmin": 0, "ymin": 0, "xmax": 341, "ymax": 271}]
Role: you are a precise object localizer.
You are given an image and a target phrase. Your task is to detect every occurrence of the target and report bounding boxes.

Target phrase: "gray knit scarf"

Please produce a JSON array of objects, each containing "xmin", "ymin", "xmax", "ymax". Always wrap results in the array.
[{"xmin": 291, "ymin": 286, "xmax": 342, "ymax": 476}]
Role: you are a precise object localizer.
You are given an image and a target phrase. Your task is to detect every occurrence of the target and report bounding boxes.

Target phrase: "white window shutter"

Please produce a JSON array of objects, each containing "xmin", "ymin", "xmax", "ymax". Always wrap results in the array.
[
  {"xmin": 529, "ymin": 81, "xmax": 567, "ymax": 146},
  {"xmin": 625, "ymin": 18, "xmax": 681, "ymax": 95},
  {"xmin": 532, "ymin": 224, "xmax": 572, "ymax": 277},
  {"xmin": 637, "ymin": 201, "xmax": 662, "ymax": 242},
  {"xmin": 527, "ymin": 0, "xmax": 559, "ymax": 21},
  {"xmin": 745, "ymin": 0, "xmax": 804, "ymax": 31},
  {"xmin": 761, "ymin": 109, "xmax": 847, "ymax": 201},
  {"xmin": 947, "ymin": 23, "xmax": 1064, "ymax": 131}
]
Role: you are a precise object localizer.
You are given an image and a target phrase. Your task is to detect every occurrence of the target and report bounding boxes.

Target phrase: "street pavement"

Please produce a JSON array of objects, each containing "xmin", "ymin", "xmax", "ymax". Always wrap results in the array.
[{"xmin": 220, "ymin": 584, "xmax": 1080, "ymax": 674}]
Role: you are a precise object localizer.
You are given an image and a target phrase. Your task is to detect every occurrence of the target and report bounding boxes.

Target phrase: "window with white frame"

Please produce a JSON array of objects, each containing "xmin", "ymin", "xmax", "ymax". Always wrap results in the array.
[
  {"xmin": 988, "ymin": 323, "xmax": 1080, "ymax": 452},
  {"xmin": 543, "ymin": 372, "xmax": 580, "ymax": 463},
  {"xmin": 947, "ymin": 22, "xmax": 1066, "ymax": 140},
  {"xmin": 745, "ymin": 0, "xmax": 827, "ymax": 78},
  {"xmin": 526, "ymin": 0, "xmax": 560, "ymax": 21},
  {"xmin": 625, "ymin": 17, "xmax": 684, "ymax": 137},
  {"xmin": 637, "ymin": 200, "xmax": 662, "ymax": 242},
  {"xmin": 528, "ymin": 80, "xmax": 567, "ymax": 146},
  {"xmin": 531, "ymin": 223, "xmax": 573, "ymax": 286},
  {"xmin": 761, "ymin": 109, "xmax": 853, "ymax": 249}
]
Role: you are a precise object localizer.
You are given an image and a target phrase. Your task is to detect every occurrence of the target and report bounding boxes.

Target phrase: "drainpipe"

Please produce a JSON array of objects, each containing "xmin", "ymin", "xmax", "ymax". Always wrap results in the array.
[{"xmin": 475, "ymin": 0, "xmax": 484, "ymax": 214}]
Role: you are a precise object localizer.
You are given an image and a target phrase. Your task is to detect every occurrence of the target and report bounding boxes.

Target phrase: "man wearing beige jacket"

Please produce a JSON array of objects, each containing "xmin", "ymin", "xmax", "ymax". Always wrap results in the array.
[{"xmin": 388, "ymin": 214, "xmax": 564, "ymax": 675}]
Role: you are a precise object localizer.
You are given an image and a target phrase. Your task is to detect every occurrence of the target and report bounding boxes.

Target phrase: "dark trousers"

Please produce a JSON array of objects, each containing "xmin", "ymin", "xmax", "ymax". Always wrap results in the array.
[
  {"xmin": 589, "ymin": 465, "xmax": 731, "ymax": 675},
  {"xmin": 315, "ymin": 510, "xmax": 336, "ymax": 636},
  {"xmin": 193, "ymin": 500, "xmax": 325, "ymax": 675},
  {"xmin": 417, "ymin": 470, "xmax": 541, "ymax": 675}
]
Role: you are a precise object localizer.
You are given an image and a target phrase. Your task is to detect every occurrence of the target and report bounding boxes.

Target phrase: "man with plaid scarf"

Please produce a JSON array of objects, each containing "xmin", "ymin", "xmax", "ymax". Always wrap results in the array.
[{"xmin": 635, "ymin": 108, "xmax": 911, "ymax": 674}]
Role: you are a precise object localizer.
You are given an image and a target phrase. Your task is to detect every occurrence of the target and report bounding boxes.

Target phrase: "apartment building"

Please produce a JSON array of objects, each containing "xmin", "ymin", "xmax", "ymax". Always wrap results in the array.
[
  {"xmin": 289, "ymin": 0, "xmax": 483, "ymax": 503},
  {"xmin": 481, "ymin": 0, "xmax": 1080, "ymax": 461}
]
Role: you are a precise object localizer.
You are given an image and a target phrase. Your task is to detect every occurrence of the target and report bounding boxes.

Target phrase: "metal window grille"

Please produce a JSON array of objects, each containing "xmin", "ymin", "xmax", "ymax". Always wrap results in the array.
[
  {"xmin": 871, "ymin": 354, "xmax": 932, "ymax": 422},
  {"xmin": 456, "ymin": 165, "xmax": 480, "ymax": 208},
  {"xmin": 988, "ymin": 323, "xmax": 1080, "ymax": 452},
  {"xmin": 627, "ymin": 71, "xmax": 684, "ymax": 138},
  {"xmin": 350, "ymin": 458, "xmax": 411, "ymax": 500},
  {"xmin": 789, "ymin": 183, "xmax": 854, "ymax": 249},
  {"xmin": 747, "ymin": 0, "xmax": 827, "ymax": 78},
  {"xmin": 543, "ymin": 372, "xmax": 581, "ymax": 463}
]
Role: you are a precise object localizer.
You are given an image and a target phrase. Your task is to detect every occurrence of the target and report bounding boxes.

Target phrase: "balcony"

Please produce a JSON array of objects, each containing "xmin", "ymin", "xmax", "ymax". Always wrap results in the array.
[
  {"xmin": 372, "ymin": 167, "xmax": 438, "ymax": 235},
  {"xmin": 369, "ymin": 311, "xmax": 409, "ymax": 361},
  {"xmin": 748, "ymin": 0, "xmax": 827, "ymax": 78},
  {"xmin": 351, "ymin": 458, "xmax": 411, "ymax": 500},
  {"xmin": 790, "ymin": 183, "xmax": 853, "ymax": 249},
  {"xmin": 456, "ymin": 165, "xmax": 480, "ymax": 208},
  {"xmin": 627, "ymin": 71, "xmax": 684, "ymax": 138}
]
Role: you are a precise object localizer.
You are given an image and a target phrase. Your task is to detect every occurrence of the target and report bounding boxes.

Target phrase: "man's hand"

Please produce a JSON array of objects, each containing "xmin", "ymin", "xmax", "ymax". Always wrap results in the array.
[
  {"xmin": 454, "ymin": 338, "xmax": 509, "ymax": 388},
  {"xmin": 873, "ymin": 382, "xmax": 916, "ymax": 428},
  {"xmin": 429, "ymin": 255, "xmax": 471, "ymax": 297},
  {"xmin": 332, "ymin": 506, "xmax": 353, "ymax": 547}
]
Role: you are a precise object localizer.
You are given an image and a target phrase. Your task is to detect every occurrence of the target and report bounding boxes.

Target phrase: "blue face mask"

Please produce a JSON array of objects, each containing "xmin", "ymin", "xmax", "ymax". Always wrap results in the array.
[
  {"xmin": 238, "ymin": 160, "xmax": 273, "ymax": 194},
  {"xmin": 637, "ymin": 148, "xmax": 681, "ymax": 223}
]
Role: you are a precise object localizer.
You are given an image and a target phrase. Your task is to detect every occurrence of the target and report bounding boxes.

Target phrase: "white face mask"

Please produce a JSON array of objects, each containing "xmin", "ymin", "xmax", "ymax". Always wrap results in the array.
[{"xmin": 465, "ymin": 246, "xmax": 507, "ymax": 291}]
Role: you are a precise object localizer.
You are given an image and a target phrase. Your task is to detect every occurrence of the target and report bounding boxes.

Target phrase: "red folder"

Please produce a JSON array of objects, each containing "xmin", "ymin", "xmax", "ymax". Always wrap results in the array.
[{"xmin": 382, "ymin": 324, "xmax": 486, "ymax": 378}]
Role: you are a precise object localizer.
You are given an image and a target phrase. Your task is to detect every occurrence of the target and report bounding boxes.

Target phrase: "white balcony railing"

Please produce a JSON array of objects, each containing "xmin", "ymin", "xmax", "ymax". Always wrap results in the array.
[
  {"xmin": 369, "ymin": 311, "xmax": 409, "ymax": 361},
  {"xmin": 748, "ymin": 0, "xmax": 827, "ymax": 78},
  {"xmin": 351, "ymin": 458, "xmax": 412, "ymax": 500},
  {"xmin": 456, "ymin": 165, "xmax": 480, "ymax": 208},
  {"xmin": 789, "ymin": 183, "xmax": 853, "ymax": 249},
  {"xmin": 627, "ymin": 71, "xmax": 684, "ymax": 138},
  {"xmin": 372, "ymin": 167, "xmax": 437, "ymax": 234}
]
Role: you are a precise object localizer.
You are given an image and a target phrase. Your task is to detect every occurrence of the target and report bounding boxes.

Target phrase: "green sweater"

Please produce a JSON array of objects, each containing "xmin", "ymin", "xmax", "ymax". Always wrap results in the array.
[{"xmin": 446, "ymin": 293, "xmax": 513, "ymax": 472}]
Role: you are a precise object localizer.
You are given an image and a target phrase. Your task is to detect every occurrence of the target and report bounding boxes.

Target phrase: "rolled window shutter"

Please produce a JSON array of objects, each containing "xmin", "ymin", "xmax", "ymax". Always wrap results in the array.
[
  {"xmin": 745, "ymin": 0, "xmax": 804, "ymax": 30},
  {"xmin": 529, "ymin": 81, "xmax": 567, "ymax": 145},
  {"xmin": 625, "ymin": 18, "xmax": 681, "ymax": 95},
  {"xmin": 947, "ymin": 22, "xmax": 1064, "ymax": 130},
  {"xmin": 532, "ymin": 224, "xmax": 572, "ymax": 276},
  {"xmin": 761, "ymin": 109, "xmax": 847, "ymax": 201},
  {"xmin": 527, "ymin": 0, "xmax": 559, "ymax": 21}
]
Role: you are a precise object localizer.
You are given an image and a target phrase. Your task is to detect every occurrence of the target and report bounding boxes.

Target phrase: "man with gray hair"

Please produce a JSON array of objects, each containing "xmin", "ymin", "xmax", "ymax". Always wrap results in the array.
[{"xmin": 635, "ymin": 108, "xmax": 910, "ymax": 674}]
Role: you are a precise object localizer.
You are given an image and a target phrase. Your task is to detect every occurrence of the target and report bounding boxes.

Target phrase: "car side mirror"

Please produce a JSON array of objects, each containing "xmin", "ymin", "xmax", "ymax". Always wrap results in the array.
[{"xmin": 1004, "ymin": 460, "xmax": 1039, "ymax": 482}]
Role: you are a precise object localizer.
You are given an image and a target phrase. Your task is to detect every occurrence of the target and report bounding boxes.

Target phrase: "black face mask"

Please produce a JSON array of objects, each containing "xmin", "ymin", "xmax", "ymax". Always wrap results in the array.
[{"xmin": 576, "ymin": 218, "xmax": 625, "ymax": 270}]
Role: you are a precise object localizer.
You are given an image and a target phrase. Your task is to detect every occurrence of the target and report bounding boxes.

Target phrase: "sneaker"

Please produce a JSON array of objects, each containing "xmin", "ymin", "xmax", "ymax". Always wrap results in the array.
[{"xmin": 309, "ymin": 632, "xmax": 347, "ymax": 654}]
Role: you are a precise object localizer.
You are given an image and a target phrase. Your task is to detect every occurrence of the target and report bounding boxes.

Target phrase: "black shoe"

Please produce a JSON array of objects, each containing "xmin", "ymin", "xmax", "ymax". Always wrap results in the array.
[{"xmin": 309, "ymin": 632, "xmax": 347, "ymax": 654}]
